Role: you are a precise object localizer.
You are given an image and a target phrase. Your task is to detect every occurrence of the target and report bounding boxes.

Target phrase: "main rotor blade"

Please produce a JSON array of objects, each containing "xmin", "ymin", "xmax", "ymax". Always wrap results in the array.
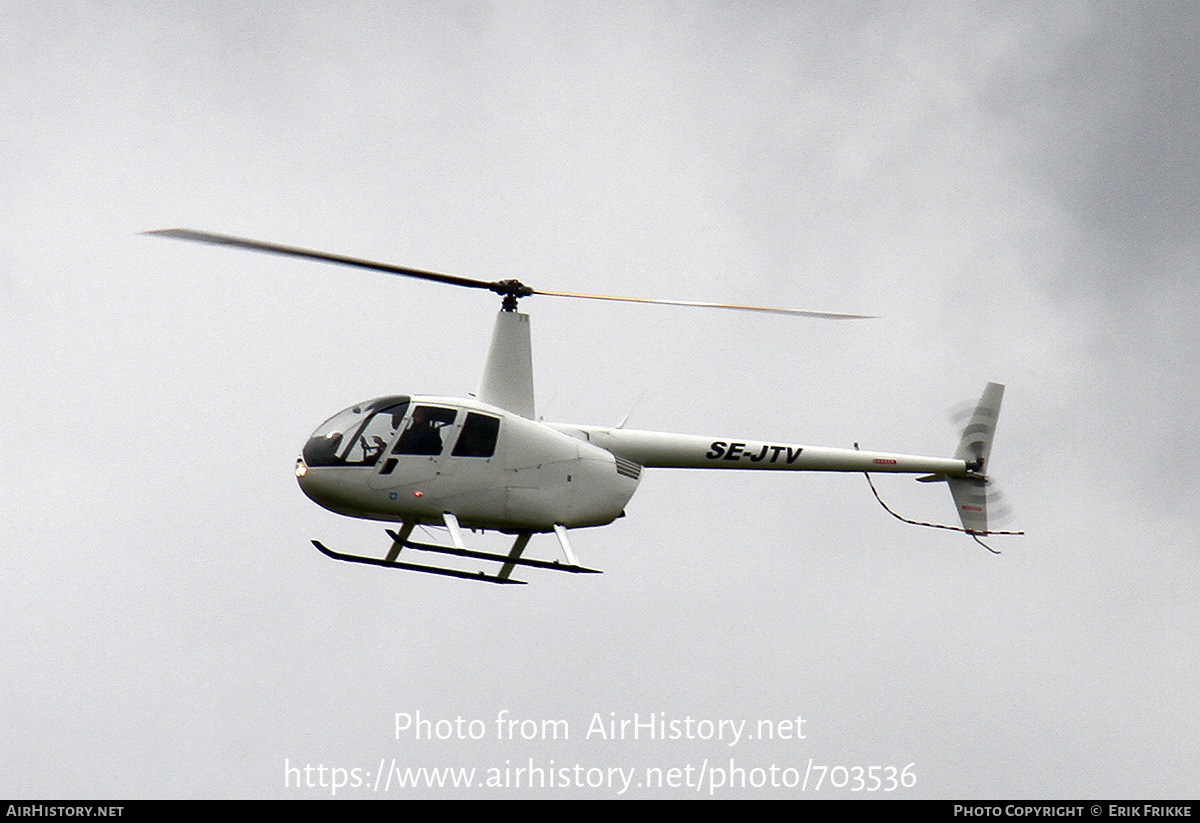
[
  {"xmin": 532, "ymin": 289, "xmax": 876, "ymax": 319},
  {"xmin": 145, "ymin": 228, "xmax": 874, "ymax": 318},
  {"xmin": 142, "ymin": 228, "xmax": 496, "ymax": 292}
]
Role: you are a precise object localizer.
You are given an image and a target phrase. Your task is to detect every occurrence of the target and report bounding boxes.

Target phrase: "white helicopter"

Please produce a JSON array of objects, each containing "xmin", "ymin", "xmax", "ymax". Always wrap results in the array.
[{"xmin": 147, "ymin": 229, "xmax": 1016, "ymax": 584}]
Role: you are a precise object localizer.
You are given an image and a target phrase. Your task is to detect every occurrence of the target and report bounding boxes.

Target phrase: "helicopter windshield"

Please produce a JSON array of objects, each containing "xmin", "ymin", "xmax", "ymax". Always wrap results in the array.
[{"xmin": 302, "ymin": 395, "xmax": 410, "ymax": 467}]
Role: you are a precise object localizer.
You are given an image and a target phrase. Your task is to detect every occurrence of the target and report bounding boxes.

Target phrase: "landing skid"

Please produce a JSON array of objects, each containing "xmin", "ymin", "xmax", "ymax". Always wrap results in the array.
[
  {"xmin": 311, "ymin": 540, "xmax": 527, "ymax": 584},
  {"xmin": 309, "ymin": 515, "xmax": 602, "ymax": 584},
  {"xmin": 385, "ymin": 531, "xmax": 603, "ymax": 576}
]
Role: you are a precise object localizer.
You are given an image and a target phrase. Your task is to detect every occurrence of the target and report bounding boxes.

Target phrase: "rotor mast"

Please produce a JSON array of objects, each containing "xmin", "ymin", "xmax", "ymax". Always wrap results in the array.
[{"xmin": 476, "ymin": 309, "xmax": 535, "ymax": 419}]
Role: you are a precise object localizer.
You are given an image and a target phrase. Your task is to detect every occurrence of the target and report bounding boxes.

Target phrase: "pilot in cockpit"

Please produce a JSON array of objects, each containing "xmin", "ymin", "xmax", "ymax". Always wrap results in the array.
[{"xmin": 395, "ymin": 408, "xmax": 443, "ymax": 455}]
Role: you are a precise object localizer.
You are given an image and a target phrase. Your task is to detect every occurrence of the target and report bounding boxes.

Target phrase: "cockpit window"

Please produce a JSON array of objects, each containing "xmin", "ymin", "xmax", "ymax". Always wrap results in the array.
[
  {"xmin": 392, "ymin": 406, "xmax": 458, "ymax": 456},
  {"xmin": 451, "ymin": 412, "xmax": 500, "ymax": 457},
  {"xmin": 302, "ymin": 396, "xmax": 410, "ymax": 467},
  {"xmin": 343, "ymin": 403, "xmax": 408, "ymax": 465}
]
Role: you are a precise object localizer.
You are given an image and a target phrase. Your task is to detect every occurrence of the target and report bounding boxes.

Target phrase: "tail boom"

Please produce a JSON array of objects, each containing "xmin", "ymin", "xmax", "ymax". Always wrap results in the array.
[
  {"xmin": 552, "ymin": 380, "xmax": 1012, "ymax": 542},
  {"xmin": 551, "ymin": 426, "xmax": 972, "ymax": 476}
]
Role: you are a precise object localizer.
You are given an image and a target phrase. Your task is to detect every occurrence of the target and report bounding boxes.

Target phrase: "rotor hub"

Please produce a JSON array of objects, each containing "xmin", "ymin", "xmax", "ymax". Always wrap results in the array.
[{"xmin": 491, "ymin": 278, "xmax": 534, "ymax": 311}]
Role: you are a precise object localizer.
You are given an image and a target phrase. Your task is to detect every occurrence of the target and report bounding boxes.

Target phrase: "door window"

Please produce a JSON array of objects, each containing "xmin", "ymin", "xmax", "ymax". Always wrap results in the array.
[
  {"xmin": 392, "ymin": 406, "xmax": 458, "ymax": 456},
  {"xmin": 451, "ymin": 412, "xmax": 501, "ymax": 457}
]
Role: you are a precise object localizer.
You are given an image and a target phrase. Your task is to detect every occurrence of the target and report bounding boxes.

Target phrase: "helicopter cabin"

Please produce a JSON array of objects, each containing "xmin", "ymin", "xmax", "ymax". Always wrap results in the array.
[{"xmin": 295, "ymin": 394, "xmax": 638, "ymax": 531}]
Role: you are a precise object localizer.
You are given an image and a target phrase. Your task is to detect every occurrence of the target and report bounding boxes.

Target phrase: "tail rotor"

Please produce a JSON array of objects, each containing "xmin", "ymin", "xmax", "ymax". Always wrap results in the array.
[{"xmin": 863, "ymin": 381, "xmax": 1022, "ymax": 552}]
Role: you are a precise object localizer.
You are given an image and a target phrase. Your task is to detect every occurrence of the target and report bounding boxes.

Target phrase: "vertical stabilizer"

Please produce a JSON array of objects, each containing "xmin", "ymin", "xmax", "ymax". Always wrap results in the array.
[
  {"xmin": 477, "ymin": 310, "xmax": 535, "ymax": 419},
  {"xmin": 948, "ymin": 476, "xmax": 990, "ymax": 534},
  {"xmin": 954, "ymin": 382, "xmax": 1004, "ymax": 471},
  {"xmin": 950, "ymin": 382, "xmax": 1004, "ymax": 534}
]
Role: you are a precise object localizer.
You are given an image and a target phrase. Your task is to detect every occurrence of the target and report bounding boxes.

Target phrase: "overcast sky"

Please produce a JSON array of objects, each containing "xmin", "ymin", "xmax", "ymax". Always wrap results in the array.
[{"xmin": 2, "ymin": 1, "xmax": 1197, "ymax": 798}]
